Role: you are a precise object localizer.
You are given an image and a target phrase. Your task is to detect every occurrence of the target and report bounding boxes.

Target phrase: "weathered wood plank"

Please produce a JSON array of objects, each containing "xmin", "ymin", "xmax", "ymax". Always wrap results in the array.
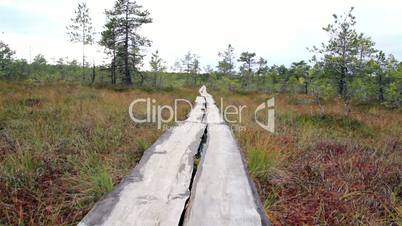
[
  {"xmin": 79, "ymin": 86, "xmax": 270, "ymax": 226},
  {"xmin": 184, "ymin": 93, "xmax": 270, "ymax": 226},
  {"xmin": 78, "ymin": 98, "xmax": 207, "ymax": 226}
]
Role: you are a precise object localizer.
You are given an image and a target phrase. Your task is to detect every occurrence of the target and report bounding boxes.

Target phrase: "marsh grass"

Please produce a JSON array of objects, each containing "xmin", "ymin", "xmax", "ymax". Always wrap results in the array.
[
  {"xmin": 247, "ymin": 149, "xmax": 280, "ymax": 178},
  {"xmin": 0, "ymin": 82, "xmax": 400, "ymax": 225},
  {"xmin": 0, "ymin": 81, "xmax": 193, "ymax": 225},
  {"xmin": 212, "ymin": 90, "xmax": 402, "ymax": 225}
]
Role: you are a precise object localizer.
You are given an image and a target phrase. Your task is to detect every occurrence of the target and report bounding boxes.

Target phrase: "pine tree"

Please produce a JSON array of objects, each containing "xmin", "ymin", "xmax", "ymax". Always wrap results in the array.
[
  {"xmin": 312, "ymin": 7, "xmax": 375, "ymax": 114},
  {"xmin": 217, "ymin": 44, "xmax": 236, "ymax": 76},
  {"xmin": 238, "ymin": 52, "xmax": 256, "ymax": 88},
  {"xmin": 111, "ymin": 0, "xmax": 152, "ymax": 85},
  {"xmin": 67, "ymin": 2, "xmax": 95, "ymax": 81},
  {"xmin": 238, "ymin": 52, "xmax": 256, "ymax": 73},
  {"xmin": 256, "ymin": 57, "xmax": 268, "ymax": 75},
  {"xmin": 149, "ymin": 50, "xmax": 166, "ymax": 87}
]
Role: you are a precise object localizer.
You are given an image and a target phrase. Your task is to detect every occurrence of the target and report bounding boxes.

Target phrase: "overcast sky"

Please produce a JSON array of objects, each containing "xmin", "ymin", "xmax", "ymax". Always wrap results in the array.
[{"xmin": 1, "ymin": 0, "xmax": 401, "ymax": 71}]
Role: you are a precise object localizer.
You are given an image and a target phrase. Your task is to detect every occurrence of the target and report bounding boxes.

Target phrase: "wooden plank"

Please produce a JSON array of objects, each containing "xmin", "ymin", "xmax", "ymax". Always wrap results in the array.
[
  {"xmin": 78, "ymin": 98, "xmax": 207, "ymax": 226},
  {"xmin": 79, "ymin": 87, "xmax": 270, "ymax": 226},
  {"xmin": 183, "ymin": 93, "xmax": 270, "ymax": 226}
]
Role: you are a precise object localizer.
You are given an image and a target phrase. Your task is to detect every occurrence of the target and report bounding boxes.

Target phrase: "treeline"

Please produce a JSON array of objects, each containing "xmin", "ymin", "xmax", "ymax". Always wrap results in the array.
[{"xmin": 0, "ymin": 3, "xmax": 401, "ymax": 110}]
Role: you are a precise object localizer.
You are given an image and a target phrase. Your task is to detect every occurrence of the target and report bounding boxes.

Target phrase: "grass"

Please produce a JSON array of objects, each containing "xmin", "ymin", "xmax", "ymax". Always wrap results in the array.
[
  {"xmin": 212, "ymin": 90, "xmax": 402, "ymax": 225},
  {"xmin": 247, "ymin": 149, "xmax": 280, "ymax": 178},
  {"xmin": 0, "ymin": 81, "xmax": 400, "ymax": 225},
  {"xmin": 0, "ymin": 81, "xmax": 193, "ymax": 225}
]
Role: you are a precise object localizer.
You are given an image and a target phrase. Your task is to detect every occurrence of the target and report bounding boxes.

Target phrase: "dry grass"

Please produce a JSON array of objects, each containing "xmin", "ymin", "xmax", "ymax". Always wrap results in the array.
[
  {"xmin": 212, "ymin": 90, "xmax": 402, "ymax": 226},
  {"xmin": 1, "ymin": 82, "xmax": 400, "ymax": 225},
  {"xmin": 0, "ymin": 81, "xmax": 194, "ymax": 225}
]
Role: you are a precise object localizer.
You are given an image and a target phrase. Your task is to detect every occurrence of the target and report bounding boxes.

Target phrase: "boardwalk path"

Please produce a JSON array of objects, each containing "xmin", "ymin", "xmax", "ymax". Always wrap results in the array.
[{"xmin": 79, "ymin": 86, "xmax": 270, "ymax": 226}]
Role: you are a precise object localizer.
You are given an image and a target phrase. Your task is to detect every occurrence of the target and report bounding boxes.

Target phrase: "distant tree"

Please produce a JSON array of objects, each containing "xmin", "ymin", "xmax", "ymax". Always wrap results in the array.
[
  {"xmin": 384, "ymin": 62, "xmax": 402, "ymax": 108},
  {"xmin": 203, "ymin": 65, "xmax": 214, "ymax": 74},
  {"xmin": 191, "ymin": 57, "xmax": 201, "ymax": 75},
  {"xmin": 32, "ymin": 54, "xmax": 47, "ymax": 65},
  {"xmin": 69, "ymin": 59, "xmax": 79, "ymax": 66},
  {"xmin": 256, "ymin": 57, "xmax": 268, "ymax": 75},
  {"xmin": 180, "ymin": 52, "xmax": 200, "ymax": 86},
  {"xmin": 56, "ymin": 58, "xmax": 67, "ymax": 80},
  {"xmin": 182, "ymin": 52, "xmax": 195, "ymax": 74},
  {"xmin": 191, "ymin": 55, "xmax": 201, "ymax": 86},
  {"xmin": 9, "ymin": 59, "xmax": 29, "ymax": 80},
  {"xmin": 0, "ymin": 41, "xmax": 15, "ymax": 78},
  {"xmin": 271, "ymin": 64, "xmax": 289, "ymax": 92},
  {"xmin": 369, "ymin": 51, "xmax": 399, "ymax": 103},
  {"xmin": 238, "ymin": 52, "xmax": 256, "ymax": 89},
  {"xmin": 109, "ymin": 0, "xmax": 152, "ymax": 85},
  {"xmin": 171, "ymin": 60, "xmax": 183, "ymax": 72},
  {"xmin": 67, "ymin": 2, "xmax": 95, "ymax": 80},
  {"xmin": 277, "ymin": 65, "xmax": 288, "ymax": 78},
  {"xmin": 238, "ymin": 52, "xmax": 256, "ymax": 73},
  {"xmin": 217, "ymin": 44, "xmax": 236, "ymax": 76},
  {"xmin": 56, "ymin": 58, "xmax": 65, "ymax": 66},
  {"xmin": 290, "ymin": 60, "xmax": 311, "ymax": 94},
  {"xmin": 149, "ymin": 50, "xmax": 166, "ymax": 87},
  {"xmin": 312, "ymin": 7, "xmax": 376, "ymax": 114}
]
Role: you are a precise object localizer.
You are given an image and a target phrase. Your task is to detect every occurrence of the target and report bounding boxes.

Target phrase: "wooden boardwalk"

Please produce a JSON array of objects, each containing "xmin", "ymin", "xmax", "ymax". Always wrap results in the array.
[{"xmin": 79, "ymin": 86, "xmax": 270, "ymax": 226}]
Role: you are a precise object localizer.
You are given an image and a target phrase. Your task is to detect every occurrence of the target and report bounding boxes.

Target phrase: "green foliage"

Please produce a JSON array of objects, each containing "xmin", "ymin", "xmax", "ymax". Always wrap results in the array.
[
  {"xmin": 238, "ymin": 52, "xmax": 256, "ymax": 73},
  {"xmin": 0, "ymin": 8, "xmax": 401, "ymax": 110},
  {"xmin": 247, "ymin": 149, "xmax": 279, "ymax": 178},
  {"xmin": 149, "ymin": 50, "xmax": 166, "ymax": 88},
  {"xmin": 0, "ymin": 41, "xmax": 15, "ymax": 78},
  {"xmin": 81, "ymin": 154, "xmax": 113, "ymax": 200},
  {"xmin": 100, "ymin": 0, "xmax": 152, "ymax": 85},
  {"xmin": 178, "ymin": 52, "xmax": 201, "ymax": 86},
  {"xmin": 217, "ymin": 44, "xmax": 236, "ymax": 76},
  {"xmin": 256, "ymin": 57, "xmax": 269, "ymax": 75},
  {"xmin": 136, "ymin": 139, "xmax": 148, "ymax": 153},
  {"xmin": 289, "ymin": 61, "xmax": 311, "ymax": 94},
  {"xmin": 312, "ymin": 7, "xmax": 377, "ymax": 113},
  {"xmin": 350, "ymin": 77, "xmax": 376, "ymax": 103},
  {"xmin": 67, "ymin": 2, "xmax": 95, "ymax": 82},
  {"xmin": 385, "ymin": 81, "xmax": 402, "ymax": 108},
  {"xmin": 67, "ymin": 2, "xmax": 94, "ymax": 45},
  {"xmin": 296, "ymin": 113, "xmax": 373, "ymax": 137},
  {"xmin": 32, "ymin": 54, "xmax": 47, "ymax": 65},
  {"xmin": 310, "ymin": 78, "xmax": 336, "ymax": 100}
]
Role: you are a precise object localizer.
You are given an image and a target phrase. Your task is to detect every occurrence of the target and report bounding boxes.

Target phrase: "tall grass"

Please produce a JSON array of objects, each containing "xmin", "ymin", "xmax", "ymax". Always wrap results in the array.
[
  {"xmin": 0, "ymin": 81, "xmax": 194, "ymax": 225},
  {"xmin": 247, "ymin": 149, "xmax": 279, "ymax": 178},
  {"xmin": 213, "ymin": 90, "xmax": 402, "ymax": 225}
]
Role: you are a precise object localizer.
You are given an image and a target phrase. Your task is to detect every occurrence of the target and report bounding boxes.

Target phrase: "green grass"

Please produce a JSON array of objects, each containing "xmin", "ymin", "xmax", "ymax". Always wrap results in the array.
[
  {"xmin": 247, "ymin": 149, "xmax": 279, "ymax": 178},
  {"xmin": 80, "ymin": 154, "xmax": 114, "ymax": 200}
]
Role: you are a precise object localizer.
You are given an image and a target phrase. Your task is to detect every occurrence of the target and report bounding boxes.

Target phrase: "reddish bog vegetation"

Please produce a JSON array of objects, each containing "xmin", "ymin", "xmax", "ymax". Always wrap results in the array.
[
  {"xmin": 219, "ymin": 92, "xmax": 402, "ymax": 225},
  {"xmin": 258, "ymin": 141, "xmax": 401, "ymax": 225}
]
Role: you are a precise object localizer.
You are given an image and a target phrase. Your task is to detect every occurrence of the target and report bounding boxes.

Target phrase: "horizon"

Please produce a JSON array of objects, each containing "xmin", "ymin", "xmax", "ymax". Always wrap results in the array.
[{"xmin": 1, "ymin": 0, "xmax": 402, "ymax": 71}]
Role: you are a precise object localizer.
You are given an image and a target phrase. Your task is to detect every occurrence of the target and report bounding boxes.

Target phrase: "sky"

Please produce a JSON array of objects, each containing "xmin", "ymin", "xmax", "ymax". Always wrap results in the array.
[{"xmin": 1, "ymin": 0, "xmax": 402, "ymax": 71}]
